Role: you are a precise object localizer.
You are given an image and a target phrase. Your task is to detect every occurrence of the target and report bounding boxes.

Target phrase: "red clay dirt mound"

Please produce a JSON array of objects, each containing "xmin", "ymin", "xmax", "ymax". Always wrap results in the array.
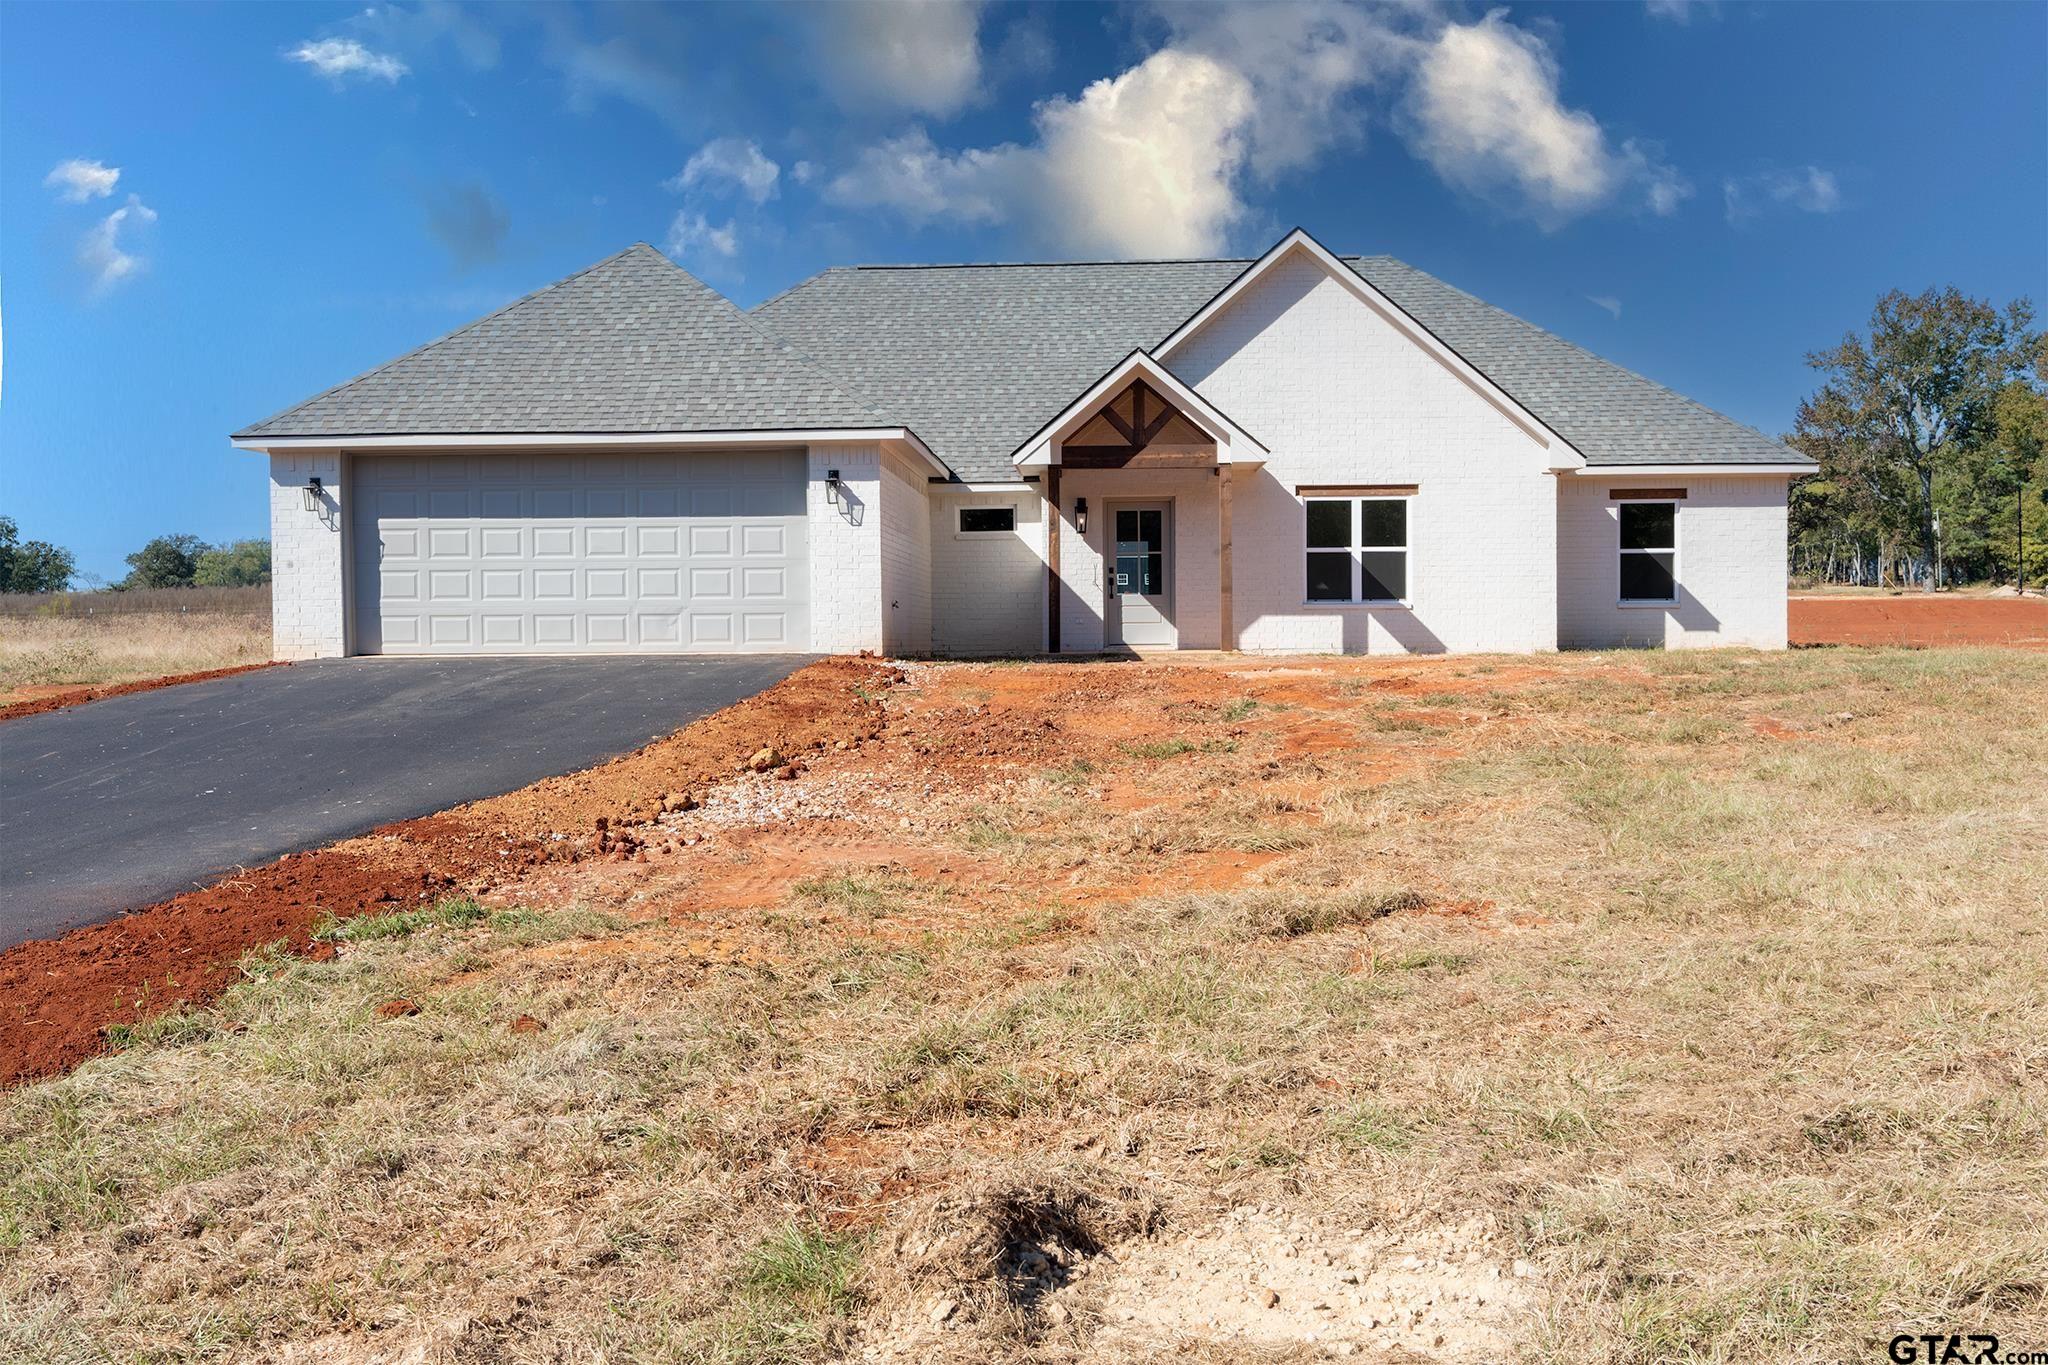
[
  {"xmin": 0, "ymin": 661, "xmax": 288, "ymax": 723},
  {"xmin": 1790, "ymin": 595, "xmax": 2048, "ymax": 648},
  {"xmin": 0, "ymin": 657, "xmax": 899, "ymax": 1087}
]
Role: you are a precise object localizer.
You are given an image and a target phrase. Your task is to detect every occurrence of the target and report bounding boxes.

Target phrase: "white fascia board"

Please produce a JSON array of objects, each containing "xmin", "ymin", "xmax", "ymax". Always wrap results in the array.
[
  {"xmin": 1156, "ymin": 228, "xmax": 1587, "ymax": 469},
  {"xmin": 234, "ymin": 426, "xmax": 952, "ymax": 476},
  {"xmin": 1011, "ymin": 349, "xmax": 1268, "ymax": 467},
  {"xmin": 1568, "ymin": 464, "xmax": 1813, "ymax": 477}
]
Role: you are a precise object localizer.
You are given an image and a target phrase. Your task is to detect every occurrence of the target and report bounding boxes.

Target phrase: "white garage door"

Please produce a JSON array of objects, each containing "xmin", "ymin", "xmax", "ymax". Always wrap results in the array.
[{"xmin": 352, "ymin": 451, "xmax": 809, "ymax": 654}]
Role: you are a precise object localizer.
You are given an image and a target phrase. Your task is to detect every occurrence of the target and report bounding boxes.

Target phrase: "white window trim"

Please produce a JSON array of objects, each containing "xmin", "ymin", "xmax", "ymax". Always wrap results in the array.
[
  {"xmin": 954, "ymin": 503, "xmax": 1021, "ymax": 539},
  {"xmin": 1303, "ymin": 494, "xmax": 1413, "ymax": 608},
  {"xmin": 1617, "ymin": 500, "xmax": 1679, "ymax": 607}
]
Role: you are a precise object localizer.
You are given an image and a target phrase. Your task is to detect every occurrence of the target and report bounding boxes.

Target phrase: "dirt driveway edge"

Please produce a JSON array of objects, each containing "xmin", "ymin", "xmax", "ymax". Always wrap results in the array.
[
  {"xmin": 0, "ymin": 657, "xmax": 899, "ymax": 1086},
  {"xmin": 0, "ymin": 661, "xmax": 291, "ymax": 723}
]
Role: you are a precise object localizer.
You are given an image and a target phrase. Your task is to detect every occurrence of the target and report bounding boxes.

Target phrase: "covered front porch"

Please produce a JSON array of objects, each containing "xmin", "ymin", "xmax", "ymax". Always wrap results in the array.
[{"xmin": 1014, "ymin": 351, "xmax": 1266, "ymax": 654}]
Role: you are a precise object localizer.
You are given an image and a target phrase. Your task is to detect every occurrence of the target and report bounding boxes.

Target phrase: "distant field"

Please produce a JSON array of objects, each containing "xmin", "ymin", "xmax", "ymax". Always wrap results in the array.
[{"xmin": 0, "ymin": 587, "xmax": 271, "ymax": 702}]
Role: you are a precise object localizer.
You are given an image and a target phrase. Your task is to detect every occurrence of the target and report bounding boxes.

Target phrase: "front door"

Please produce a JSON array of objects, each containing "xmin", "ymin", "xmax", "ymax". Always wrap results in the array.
[{"xmin": 1108, "ymin": 503, "xmax": 1173, "ymax": 648}]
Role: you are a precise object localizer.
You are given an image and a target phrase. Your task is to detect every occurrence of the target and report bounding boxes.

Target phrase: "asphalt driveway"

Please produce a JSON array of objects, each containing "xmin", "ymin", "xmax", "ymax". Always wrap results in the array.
[{"xmin": 0, "ymin": 656, "xmax": 812, "ymax": 949}]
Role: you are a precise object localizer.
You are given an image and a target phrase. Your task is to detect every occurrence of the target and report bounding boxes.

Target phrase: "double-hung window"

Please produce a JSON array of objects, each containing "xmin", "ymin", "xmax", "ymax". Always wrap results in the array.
[
  {"xmin": 1618, "ymin": 501, "xmax": 1678, "ymax": 603},
  {"xmin": 1305, "ymin": 495, "xmax": 1409, "ymax": 603}
]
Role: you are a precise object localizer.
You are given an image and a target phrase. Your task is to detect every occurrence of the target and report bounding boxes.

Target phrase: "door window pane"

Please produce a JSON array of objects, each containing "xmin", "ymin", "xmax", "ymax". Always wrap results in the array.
[
  {"xmin": 1360, "ymin": 499, "xmax": 1406, "ymax": 547},
  {"xmin": 1306, "ymin": 499, "xmax": 1351, "ymax": 548},
  {"xmin": 1117, "ymin": 553, "xmax": 1164, "ymax": 595},
  {"xmin": 1306, "ymin": 551, "xmax": 1353, "ymax": 601},
  {"xmin": 1620, "ymin": 551, "xmax": 1676, "ymax": 602},
  {"xmin": 1360, "ymin": 551, "xmax": 1406, "ymax": 601}
]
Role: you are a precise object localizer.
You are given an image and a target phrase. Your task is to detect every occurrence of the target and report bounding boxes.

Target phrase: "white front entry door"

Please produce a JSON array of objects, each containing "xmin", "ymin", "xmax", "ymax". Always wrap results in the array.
[
  {"xmin": 352, "ymin": 450, "xmax": 809, "ymax": 654},
  {"xmin": 1107, "ymin": 503, "xmax": 1174, "ymax": 648}
]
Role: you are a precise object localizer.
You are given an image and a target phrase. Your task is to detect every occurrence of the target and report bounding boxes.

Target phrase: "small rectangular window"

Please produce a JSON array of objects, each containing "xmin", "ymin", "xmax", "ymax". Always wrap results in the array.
[
  {"xmin": 958, "ymin": 506, "xmax": 1017, "ymax": 534},
  {"xmin": 1618, "ymin": 502, "xmax": 1676, "ymax": 602},
  {"xmin": 1304, "ymin": 495, "xmax": 1410, "ymax": 603}
]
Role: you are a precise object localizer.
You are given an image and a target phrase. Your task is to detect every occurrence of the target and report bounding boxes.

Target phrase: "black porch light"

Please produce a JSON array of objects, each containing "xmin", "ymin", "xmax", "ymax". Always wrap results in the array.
[
  {"xmin": 302, "ymin": 475, "xmax": 323, "ymax": 511},
  {"xmin": 825, "ymin": 468, "xmax": 843, "ymax": 506},
  {"xmin": 1074, "ymin": 496, "xmax": 1088, "ymax": 534}
]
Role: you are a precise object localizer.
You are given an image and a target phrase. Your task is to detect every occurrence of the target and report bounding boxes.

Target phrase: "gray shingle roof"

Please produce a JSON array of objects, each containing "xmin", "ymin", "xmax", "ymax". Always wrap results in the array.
[
  {"xmin": 1349, "ymin": 257, "xmax": 1802, "ymax": 470},
  {"xmin": 235, "ymin": 244, "xmax": 888, "ymax": 439},
  {"xmin": 752, "ymin": 260, "xmax": 1247, "ymax": 480},
  {"xmin": 753, "ymin": 253, "xmax": 1803, "ymax": 480},
  {"xmin": 240, "ymin": 240, "xmax": 1804, "ymax": 482}
]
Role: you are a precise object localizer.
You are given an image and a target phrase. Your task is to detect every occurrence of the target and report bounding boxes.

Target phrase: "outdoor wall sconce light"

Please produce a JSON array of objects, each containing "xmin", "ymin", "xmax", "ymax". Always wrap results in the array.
[
  {"xmin": 825, "ymin": 468, "xmax": 843, "ymax": 506},
  {"xmin": 302, "ymin": 476, "xmax": 323, "ymax": 511},
  {"xmin": 1074, "ymin": 497, "xmax": 1088, "ymax": 534}
]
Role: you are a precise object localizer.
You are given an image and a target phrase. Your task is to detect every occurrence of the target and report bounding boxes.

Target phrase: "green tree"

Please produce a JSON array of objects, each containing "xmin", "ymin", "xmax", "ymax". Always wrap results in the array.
[
  {"xmin": 1984, "ymin": 377, "xmax": 2048, "ymax": 587},
  {"xmin": 193, "ymin": 538, "xmax": 272, "ymax": 587},
  {"xmin": 0, "ymin": 515, "xmax": 78, "ymax": 593},
  {"xmin": 1790, "ymin": 288, "xmax": 2039, "ymax": 589},
  {"xmin": 123, "ymin": 533, "xmax": 206, "ymax": 589}
]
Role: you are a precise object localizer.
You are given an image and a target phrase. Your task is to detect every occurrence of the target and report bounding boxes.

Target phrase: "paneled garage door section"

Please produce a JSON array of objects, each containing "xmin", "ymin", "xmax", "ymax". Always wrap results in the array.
[{"xmin": 353, "ymin": 452, "xmax": 809, "ymax": 653}]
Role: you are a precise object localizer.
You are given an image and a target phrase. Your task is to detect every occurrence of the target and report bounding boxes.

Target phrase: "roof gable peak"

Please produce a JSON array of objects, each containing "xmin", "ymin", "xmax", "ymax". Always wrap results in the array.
[{"xmin": 1153, "ymin": 229, "xmax": 1585, "ymax": 470}]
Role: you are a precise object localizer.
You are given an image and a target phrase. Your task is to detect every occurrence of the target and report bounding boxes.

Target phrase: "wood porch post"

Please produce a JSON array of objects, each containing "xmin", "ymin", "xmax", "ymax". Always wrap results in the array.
[
  {"xmin": 1218, "ymin": 461, "xmax": 1234, "ymax": 650},
  {"xmin": 1045, "ymin": 465, "xmax": 1062, "ymax": 654}
]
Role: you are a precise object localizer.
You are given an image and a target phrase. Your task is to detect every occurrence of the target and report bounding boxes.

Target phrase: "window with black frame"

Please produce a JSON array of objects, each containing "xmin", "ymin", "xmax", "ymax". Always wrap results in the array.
[
  {"xmin": 1618, "ymin": 501, "xmax": 1677, "ymax": 602},
  {"xmin": 1305, "ymin": 496, "xmax": 1408, "ymax": 602}
]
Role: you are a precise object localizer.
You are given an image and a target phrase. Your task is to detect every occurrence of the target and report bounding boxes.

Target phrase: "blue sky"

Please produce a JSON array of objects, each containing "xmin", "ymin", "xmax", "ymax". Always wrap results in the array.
[{"xmin": 3, "ymin": 0, "xmax": 2043, "ymax": 583}]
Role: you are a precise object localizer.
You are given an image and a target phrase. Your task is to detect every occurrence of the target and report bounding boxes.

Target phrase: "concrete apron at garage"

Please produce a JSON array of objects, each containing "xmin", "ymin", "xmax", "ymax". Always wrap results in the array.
[{"xmin": 0, "ymin": 655, "xmax": 813, "ymax": 949}]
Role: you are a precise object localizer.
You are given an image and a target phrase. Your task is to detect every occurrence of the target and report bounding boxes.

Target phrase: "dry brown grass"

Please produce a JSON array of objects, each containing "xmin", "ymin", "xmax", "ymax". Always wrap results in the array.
[
  {"xmin": 0, "ymin": 604, "xmax": 271, "ymax": 700},
  {"xmin": 3, "ymin": 647, "xmax": 2044, "ymax": 1363}
]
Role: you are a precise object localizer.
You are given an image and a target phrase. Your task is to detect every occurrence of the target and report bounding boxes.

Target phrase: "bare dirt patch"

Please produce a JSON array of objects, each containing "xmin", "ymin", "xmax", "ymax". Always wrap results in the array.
[
  {"xmin": 0, "ymin": 660, "xmax": 288, "ymax": 722},
  {"xmin": 1791, "ymin": 593, "xmax": 2048, "ymax": 646},
  {"xmin": 0, "ymin": 656, "xmax": 898, "ymax": 1085}
]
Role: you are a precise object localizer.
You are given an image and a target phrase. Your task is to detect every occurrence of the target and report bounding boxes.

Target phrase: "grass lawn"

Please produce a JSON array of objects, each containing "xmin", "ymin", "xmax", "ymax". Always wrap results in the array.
[
  {"xmin": 0, "ymin": 587, "xmax": 271, "ymax": 703},
  {"xmin": 3, "ymin": 646, "xmax": 2043, "ymax": 1363}
]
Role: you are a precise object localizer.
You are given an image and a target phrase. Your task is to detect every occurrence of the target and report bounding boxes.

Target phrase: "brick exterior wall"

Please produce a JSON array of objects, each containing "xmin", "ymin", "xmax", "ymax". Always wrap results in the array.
[
  {"xmin": 1164, "ymin": 252, "xmax": 1559, "ymax": 654},
  {"xmin": 930, "ymin": 487, "xmax": 1047, "ymax": 655},
  {"xmin": 879, "ymin": 449, "xmax": 933, "ymax": 655},
  {"xmin": 806, "ymin": 444, "xmax": 886, "ymax": 653},
  {"xmin": 269, "ymin": 451, "xmax": 348, "ymax": 659},
  {"xmin": 1558, "ymin": 473, "xmax": 1791, "ymax": 649}
]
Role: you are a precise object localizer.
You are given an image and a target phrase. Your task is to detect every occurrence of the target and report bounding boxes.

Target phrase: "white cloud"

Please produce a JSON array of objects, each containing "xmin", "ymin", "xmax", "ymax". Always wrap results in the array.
[
  {"xmin": 810, "ymin": 0, "xmax": 986, "ymax": 118},
  {"xmin": 1160, "ymin": 0, "xmax": 1419, "ymax": 181},
  {"xmin": 828, "ymin": 49, "xmax": 1255, "ymax": 258},
  {"xmin": 666, "ymin": 210, "xmax": 738, "ymax": 261},
  {"xmin": 1587, "ymin": 294, "xmax": 1622, "ymax": 319},
  {"xmin": 791, "ymin": 160, "xmax": 820, "ymax": 186},
  {"xmin": 78, "ymin": 194, "xmax": 157, "ymax": 297},
  {"xmin": 549, "ymin": 28, "xmax": 691, "ymax": 129},
  {"xmin": 671, "ymin": 139, "xmax": 780, "ymax": 205},
  {"xmin": 1645, "ymin": 0, "xmax": 1719, "ymax": 23},
  {"xmin": 44, "ymin": 158, "xmax": 120, "ymax": 203},
  {"xmin": 827, "ymin": 4, "xmax": 1689, "ymax": 252},
  {"xmin": 826, "ymin": 129, "xmax": 1018, "ymax": 228},
  {"xmin": 1723, "ymin": 165, "xmax": 1842, "ymax": 223},
  {"xmin": 287, "ymin": 36, "xmax": 410, "ymax": 83},
  {"xmin": 1408, "ymin": 11, "xmax": 1686, "ymax": 224},
  {"xmin": 352, "ymin": 1, "xmax": 501, "ymax": 71},
  {"xmin": 1032, "ymin": 49, "xmax": 1257, "ymax": 257}
]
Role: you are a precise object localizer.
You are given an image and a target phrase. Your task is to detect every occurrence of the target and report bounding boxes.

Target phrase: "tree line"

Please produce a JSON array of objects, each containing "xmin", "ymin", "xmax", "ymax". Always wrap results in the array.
[
  {"xmin": 1788, "ymin": 288, "xmax": 2046, "ymax": 589},
  {"xmin": 0, "ymin": 519, "xmax": 270, "ymax": 593}
]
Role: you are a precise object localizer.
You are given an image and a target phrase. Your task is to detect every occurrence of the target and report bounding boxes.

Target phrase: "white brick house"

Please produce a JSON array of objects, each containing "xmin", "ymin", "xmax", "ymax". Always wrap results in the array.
[{"xmin": 234, "ymin": 229, "xmax": 1811, "ymax": 660}]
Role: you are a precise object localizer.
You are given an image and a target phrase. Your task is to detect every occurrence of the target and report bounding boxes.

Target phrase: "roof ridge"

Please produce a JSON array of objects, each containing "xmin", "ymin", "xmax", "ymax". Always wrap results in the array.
[
  {"xmin": 846, "ymin": 257, "xmax": 1260, "ymax": 271},
  {"xmin": 1357, "ymin": 258, "xmax": 1795, "ymax": 457},
  {"xmin": 232, "ymin": 244, "xmax": 654, "ymax": 439},
  {"xmin": 635, "ymin": 249, "xmax": 893, "ymax": 423}
]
